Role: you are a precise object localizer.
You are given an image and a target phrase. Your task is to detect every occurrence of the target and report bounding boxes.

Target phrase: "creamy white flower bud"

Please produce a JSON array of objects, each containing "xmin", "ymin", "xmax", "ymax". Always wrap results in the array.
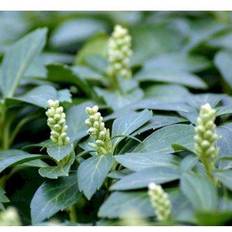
[
  {"xmin": 194, "ymin": 103, "xmax": 219, "ymax": 178},
  {"xmin": 108, "ymin": 25, "xmax": 132, "ymax": 80},
  {"xmin": 85, "ymin": 105, "xmax": 113, "ymax": 155},
  {"xmin": 46, "ymin": 99, "xmax": 70, "ymax": 146},
  {"xmin": 148, "ymin": 183, "xmax": 171, "ymax": 222}
]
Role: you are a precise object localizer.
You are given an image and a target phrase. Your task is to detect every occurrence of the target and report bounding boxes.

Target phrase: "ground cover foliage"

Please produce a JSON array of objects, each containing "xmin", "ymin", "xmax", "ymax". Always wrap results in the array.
[{"xmin": 1, "ymin": 12, "xmax": 232, "ymax": 226}]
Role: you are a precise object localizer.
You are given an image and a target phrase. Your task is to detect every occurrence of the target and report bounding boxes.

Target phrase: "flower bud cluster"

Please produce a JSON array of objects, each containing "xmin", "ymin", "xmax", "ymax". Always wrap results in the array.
[
  {"xmin": 148, "ymin": 183, "xmax": 171, "ymax": 222},
  {"xmin": 108, "ymin": 25, "xmax": 132, "ymax": 79},
  {"xmin": 85, "ymin": 105, "xmax": 113, "ymax": 155},
  {"xmin": 0, "ymin": 207, "xmax": 21, "ymax": 226},
  {"xmin": 46, "ymin": 100, "xmax": 70, "ymax": 146},
  {"xmin": 194, "ymin": 103, "xmax": 219, "ymax": 175}
]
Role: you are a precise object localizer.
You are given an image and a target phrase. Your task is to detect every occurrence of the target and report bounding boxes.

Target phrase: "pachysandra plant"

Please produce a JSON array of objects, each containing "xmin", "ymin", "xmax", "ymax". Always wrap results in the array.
[
  {"xmin": 148, "ymin": 183, "xmax": 172, "ymax": 222},
  {"xmin": 85, "ymin": 105, "xmax": 113, "ymax": 155},
  {"xmin": 107, "ymin": 24, "xmax": 132, "ymax": 88},
  {"xmin": 194, "ymin": 103, "xmax": 219, "ymax": 179},
  {"xmin": 3, "ymin": 12, "xmax": 232, "ymax": 227},
  {"xmin": 46, "ymin": 99, "xmax": 70, "ymax": 146}
]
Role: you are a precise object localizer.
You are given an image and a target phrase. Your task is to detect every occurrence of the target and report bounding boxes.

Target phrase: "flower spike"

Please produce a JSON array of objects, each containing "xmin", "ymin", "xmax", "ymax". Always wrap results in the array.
[
  {"xmin": 46, "ymin": 100, "xmax": 70, "ymax": 146},
  {"xmin": 194, "ymin": 103, "xmax": 219, "ymax": 178},
  {"xmin": 85, "ymin": 105, "xmax": 113, "ymax": 155},
  {"xmin": 108, "ymin": 25, "xmax": 132, "ymax": 80},
  {"xmin": 148, "ymin": 183, "xmax": 172, "ymax": 222}
]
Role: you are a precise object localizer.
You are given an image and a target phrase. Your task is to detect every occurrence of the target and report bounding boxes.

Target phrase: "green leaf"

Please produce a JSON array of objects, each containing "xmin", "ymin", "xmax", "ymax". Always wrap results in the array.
[
  {"xmin": 30, "ymin": 174, "xmax": 81, "ymax": 224},
  {"xmin": 75, "ymin": 34, "xmax": 108, "ymax": 64},
  {"xmin": 66, "ymin": 102, "xmax": 92, "ymax": 142},
  {"xmin": 0, "ymin": 28, "xmax": 47, "ymax": 98},
  {"xmin": 208, "ymin": 32, "xmax": 232, "ymax": 50},
  {"xmin": 135, "ymin": 124, "xmax": 195, "ymax": 153},
  {"xmin": 214, "ymin": 51, "xmax": 232, "ymax": 87},
  {"xmin": 51, "ymin": 19, "xmax": 106, "ymax": 49},
  {"xmin": 214, "ymin": 50, "xmax": 232, "ymax": 89},
  {"xmin": 145, "ymin": 53, "xmax": 210, "ymax": 72},
  {"xmin": 0, "ymin": 187, "xmax": 9, "ymax": 210},
  {"xmin": 217, "ymin": 123, "xmax": 232, "ymax": 157},
  {"xmin": 115, "ymin": 152, "xmax": 180, "ymax": 171},
  {"xmin": 46, "ymin": 142, "xmax": 73, "ymax": 162},
  {"xmin": 111, "ymin": 166, "xmax": 180, "ymax": 190},
  {"xmin": 0, "ymin": 150, "xmax": 42, "ymax": 173},
  {"xmin": 39, "ymin": 152, "xmax": 75, "ymax": 179},
  {"xmin": 195, "ymin": 211, "xmax": 232, "ymax": 226},
  {"xmin": 112, "ymin": 110, "xmax": 152, "ymax": 146},
  {"xmin": 214, "ymin": 170, "xmax": 232, "ymax": 191},
  {"xmin": 145, "ymin": 84, "xmax": 190, "ymax": 100},
  {"xmin": 46, "ymin": 63, "xmax": 99, "ymax": 99},
  {"xmin": 135, "ymin": 69, "xmax": 207, "ymax": 89},
  {"xmin": 77, "ymin": 155, "xmax": 114, "ymax": 200},
  {"xmin": 180, "ymin": 155, "xmax": 198, "ymax": 173},
  {"xmin": 180, "ymin": 172, "xmax": 218, "ymax": 211},
  {"xmin": 98, "ymin": 191, "xmax": 154, "ymax": 219},
  {"xmin": 131, "ymin": 24, "xmax": 183, "ymax": 65},
  {"xmin": 96, "ymin": 88, "xmax": 144, "ymax": 111},
  {"xmin": 9, "ymin": 85, "xmax": 71, "ymax": 108},
  {"xmin": 133, "ymin": 115, "xmax": 187, "ymax": 135}
]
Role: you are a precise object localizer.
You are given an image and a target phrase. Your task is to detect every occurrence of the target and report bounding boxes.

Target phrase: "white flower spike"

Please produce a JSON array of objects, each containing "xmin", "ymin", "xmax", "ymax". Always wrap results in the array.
[
  {"xmin": 194, "ymin": 103, "xmax": 219, "ymax": 178},
  {"xmin": 148, "ymin": 183, "xmax": 171, "ymax": 222},
  {"xmin": 85, "ymin": 105, "xmax": 113, "ymax": 155},
  {"xmin": 108, "ymin": 25, "xmax": 132, "ymax": 80},
  {"xmin": 46, "ymin": 99, "xmax": 70, "ymax": 146}
]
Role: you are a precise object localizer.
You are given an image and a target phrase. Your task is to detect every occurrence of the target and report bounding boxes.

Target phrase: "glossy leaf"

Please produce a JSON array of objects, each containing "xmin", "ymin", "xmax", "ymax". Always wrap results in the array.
[
  {"xmin": 46, "ymin": 142, "xmax": 73, "ymax": 162},
  {"xmin": 180, "ymin": 172, "xmax": 218, "ymax": 211},
  {"xmin": 78, "ymin": 155, "xmax": 114, "ymax": 199},
  {"xmin": 0, "ymin": 150, "xmax": 42, "ymax": 173},
  {"xmin": 112, "ymin": 110, "xmax": 152, "ymax": 146},
  {"xmin": 98, "ymin": 192, "xmax": 154, "ymax": 219},
  {"xmin": 0, "ymin": 28, "xmax": 47, "ymax": 98},
  {"xmin": 115, "ymin": 152, "xmax": 180, "ymax": 171},
  {"xmin": 30, "ymin": 174, "xmax": 81, "ymax": 224},
  {"xmin": 39, "ymin": 152, "xmax": 75, "ymax": 179},
  {"xmin": 111, "ymin": 166, "xmax": 180, "ymax": 190},
  {"xmin": 135, "ymin": 124, "xmax": 195, "ymax": 153}
]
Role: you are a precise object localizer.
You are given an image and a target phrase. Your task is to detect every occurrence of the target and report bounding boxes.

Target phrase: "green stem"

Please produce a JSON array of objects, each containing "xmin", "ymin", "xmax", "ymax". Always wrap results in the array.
[
  {"xmin": 68, "ymin": 206, "xmax": 77, "ymax": 223},
  {"xmin": 9, "ymin": 115, "xmax": 36, "ymax": 146}
]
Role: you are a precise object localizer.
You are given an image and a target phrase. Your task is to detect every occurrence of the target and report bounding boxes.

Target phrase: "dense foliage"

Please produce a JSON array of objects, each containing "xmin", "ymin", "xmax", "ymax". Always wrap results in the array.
[{"xmin": 1, "ymin": 12, "xmax": 232, "ymax": 226}]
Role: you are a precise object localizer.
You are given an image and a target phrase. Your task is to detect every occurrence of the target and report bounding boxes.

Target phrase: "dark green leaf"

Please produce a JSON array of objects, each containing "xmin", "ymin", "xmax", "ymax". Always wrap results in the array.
[
  {"xmin": 66, "ymin": 102, "xmax": 92, "ymax": 142},
  {"xmin": 0, "ymin": 28, "xmax": 47, "ymax": 98},
  {"xmin": 214, "ymin": 170, "xmax": 232, "ymax": 191},
  {"xmin": 111, "ymin": 166, "xmax": 180, "ymax": 190},
  {"xmin": 51, "ymin": 19, "xmax": 106, "ymax": 49},
  {"xmin": 115, "ymin": 152, "xmax": 180, "ymax": 171},
  {"xmin": 180, "ymin": 172, "xmax": 218, "ymax": 211},
  {"xmin": 98, "ymin": 191, "xmax": 154, "ymax": 219},
  {"xmin": 46, "ymin": 63, "xmax": 99, "ymax": 99},
  {"xmin": 135, "ymin": 124, "xmax": 195, "ymax": 153},
  {"xmin": 9, "ymin": 85, "xmax": 71, "ymax": 108},
  {"xmin": 78, "ymin": 155, "xmax": 114, "ymax": 199},
  {"xmin": 135, "ymin": 69, "xmax": 207, "ymax": 89},
  {"xmin": 145, "ymin": 53, "xmax": 210, "ymax": 72},
  {"xmin": 39, "ymin": 152, "xmax": 75, "ymax": 179},
  {"xmin": 47, "ymin": 142, "xmax": 73, "ymax": 162},
  {"xmin": 112, "ymin": 110, "xmax": 152, "ymax": 146},
  {"xmin": 0, "ymin": 150, "xmax": 42, "ymax": 173},
  {"xmin": 30, "ymin": 174, "xmax": 81, "ymax": 224}
]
